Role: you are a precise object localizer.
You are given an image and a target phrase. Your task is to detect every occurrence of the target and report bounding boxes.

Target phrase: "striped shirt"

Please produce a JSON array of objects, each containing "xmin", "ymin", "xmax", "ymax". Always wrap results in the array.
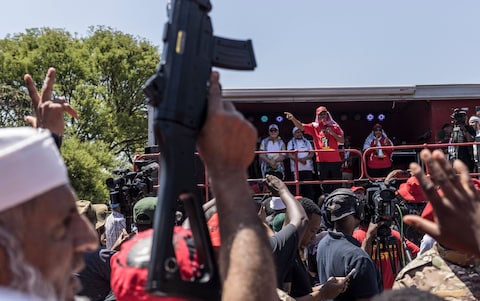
[{"xmin": 105, "ymin": 210, "xmax": 126, "ymax": 249}]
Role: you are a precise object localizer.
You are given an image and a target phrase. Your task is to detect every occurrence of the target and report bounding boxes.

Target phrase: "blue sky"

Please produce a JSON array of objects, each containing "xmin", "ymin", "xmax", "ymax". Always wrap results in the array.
[{"xmin": 1, "ymin": 1, "xmax": 480, "ymax": 88}]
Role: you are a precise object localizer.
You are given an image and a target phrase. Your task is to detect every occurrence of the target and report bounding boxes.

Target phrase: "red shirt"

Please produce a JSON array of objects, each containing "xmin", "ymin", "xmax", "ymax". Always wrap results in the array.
[
  {"xmin": 352, "ymin": 227, "xmax": 419, "ymax": 290},
  {"xmin": 303, "ymin": 123, "xmax": 343, "ymax": 162},
  {"xmin": 365, "ymin": 137, "xmax": 393, "ymax": 170}
]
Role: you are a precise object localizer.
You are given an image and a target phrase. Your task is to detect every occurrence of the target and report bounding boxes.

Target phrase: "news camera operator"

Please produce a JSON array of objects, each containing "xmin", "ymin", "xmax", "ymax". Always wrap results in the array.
[
  {"xmin": 448, "ymin": 108, "xmax": 475, "ymax": 172},
  {"xmin": 105, "ymin": 162, "xmax": 159, "ymax": 239},
  {"xmin": 352, "ymin": 182, "xmax": 419, "ymax": 290}
]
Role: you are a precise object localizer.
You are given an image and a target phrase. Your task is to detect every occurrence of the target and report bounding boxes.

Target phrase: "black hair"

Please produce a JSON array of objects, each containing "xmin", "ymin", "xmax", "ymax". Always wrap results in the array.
[{"xmin": 299, "ymin": 197, "xmax": 321, "ymax": 217}]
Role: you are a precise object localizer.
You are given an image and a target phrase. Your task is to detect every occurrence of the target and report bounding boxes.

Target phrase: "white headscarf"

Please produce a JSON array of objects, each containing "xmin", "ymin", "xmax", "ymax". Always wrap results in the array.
[
  {"xmin": 0, "ymin": 127, "xmax": 69, "ymax": 212},
  {"xmin": 469, "ymin": 116, "xmax": 480, "ymax": 124},
  {"xmin": 363, "ymin": 124, "xmax": 389, "ymax": 151},
  {"xmin": 312, "ymin": 106, "xmax": 344, "ymax": 135}
]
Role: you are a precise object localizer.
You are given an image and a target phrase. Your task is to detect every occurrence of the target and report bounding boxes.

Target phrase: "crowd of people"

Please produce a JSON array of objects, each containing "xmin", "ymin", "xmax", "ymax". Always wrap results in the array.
[{"xmin": 2, "ymin": 67, "xmax": 480, "ymax": 301}]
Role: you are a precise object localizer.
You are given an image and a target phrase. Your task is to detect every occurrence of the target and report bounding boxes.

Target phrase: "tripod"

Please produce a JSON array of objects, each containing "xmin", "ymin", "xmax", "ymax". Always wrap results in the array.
[
  {"xmin": 372, "ymin": 223, "xmax": 413, "ymax": 290},
  {"xmin": 374, "ymin": 233, "xmax": 399, "ymax": 285}
]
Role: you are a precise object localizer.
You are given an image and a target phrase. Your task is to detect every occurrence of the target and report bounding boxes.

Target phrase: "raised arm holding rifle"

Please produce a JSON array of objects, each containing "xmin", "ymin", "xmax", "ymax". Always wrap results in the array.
[{"xmin": 141, "ymin": 0, "xmax": 277, "ymax": 300}]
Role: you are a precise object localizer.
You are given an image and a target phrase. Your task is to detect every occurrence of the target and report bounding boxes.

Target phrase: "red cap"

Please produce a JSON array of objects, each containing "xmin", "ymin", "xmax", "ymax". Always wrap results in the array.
[
  {"xmin": 397, "ymin": 177, "xmax": 426, "ymax": 203},
  {"xmin": 351, "ymin": 186, "xmax": 365, "ymax": 193},
  {"xmin": 316, "ymin": 106, "xmax": 328, "ymax": 115}
]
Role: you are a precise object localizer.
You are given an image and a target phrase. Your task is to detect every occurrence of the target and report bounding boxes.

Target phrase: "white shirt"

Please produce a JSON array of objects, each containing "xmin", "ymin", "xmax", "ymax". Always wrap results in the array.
[
  {"xmin": 287, "ymin": 137, "xmax": 314, "ymax": 172},
  {"xmin": 473, "ymin": 129, "xmax": 480, "ymax": 163},
  {"xmin": 259, "ymin": 138, "xmax": 286, "ymax": 177},
  {"xmin": 105, "ymin": 210, "xmax": 126, "ymax": 249}
]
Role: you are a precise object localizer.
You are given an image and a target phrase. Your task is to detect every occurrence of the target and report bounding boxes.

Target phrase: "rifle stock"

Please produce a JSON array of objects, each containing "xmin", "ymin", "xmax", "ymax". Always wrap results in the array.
[{"xmin": 143, "ymin": 0, "xmax": 255, "ymax": 300}]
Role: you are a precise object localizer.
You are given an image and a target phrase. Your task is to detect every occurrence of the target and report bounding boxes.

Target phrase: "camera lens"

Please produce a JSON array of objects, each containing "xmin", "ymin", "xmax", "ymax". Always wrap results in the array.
[{"xmin": 377, "ymin": 224, "xmax": 392, "ymax": 237}]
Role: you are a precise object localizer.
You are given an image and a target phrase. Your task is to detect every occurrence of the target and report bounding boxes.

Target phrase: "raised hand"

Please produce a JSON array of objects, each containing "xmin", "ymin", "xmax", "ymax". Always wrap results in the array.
[
  {"xmin": 284, "ymin": 111, "xmax": 295, "ymax": 121},
  {"xmin": 24, "ymin": 67, "xmax": 78, "ymax": 135},
  {"xmin": 197, "ymin": 71, "xmax": 257, "ymax": 177},
  {"xmin": 263, "ymin": 174, "xmax": 289, "ymax": 197},
  {"xmin": 403, "ymin": 149, "xmax": 480, "ymax": 256}
]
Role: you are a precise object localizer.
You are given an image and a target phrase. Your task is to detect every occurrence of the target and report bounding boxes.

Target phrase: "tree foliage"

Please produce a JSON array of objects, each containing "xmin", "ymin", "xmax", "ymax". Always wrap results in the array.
[
  {"xmin": 0, "ymin": 84, "xmax": 30, "ymax": 127},
  {"xmin": 0, "ymin": 27, "xmax": 160, "ymax": 201},
  {"xmin": 62, "ymin": 136, "xmax": 115, "ymax": 203}
]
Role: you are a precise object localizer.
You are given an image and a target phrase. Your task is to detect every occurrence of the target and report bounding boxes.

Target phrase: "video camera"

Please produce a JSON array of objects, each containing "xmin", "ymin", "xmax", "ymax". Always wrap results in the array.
[
  {"xmin": 106, "ymin": 163, "xmax": 158, "ymax": 201},
  {"xmin": 356, "ymin": 179, "xmax": 408, "ymax": 238},
  {"xmin": 106, "ymin": 162, "xmax": 159, "ymax": 231},
  {"xmin": 451, "ymin": 107, "xmax": 468, "ymax": 126}
]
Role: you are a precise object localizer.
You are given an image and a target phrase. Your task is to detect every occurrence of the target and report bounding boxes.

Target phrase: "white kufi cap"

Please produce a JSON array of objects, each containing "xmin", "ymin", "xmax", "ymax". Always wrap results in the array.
[
  {"xmin": 469, "ymin": 116, "xmax": 480, "ymax": 124},
  {"xmin": 0, "ymin": 127, "xmax": 69, "ymax": 212},
  {"xmin": 269, "ymin": 196, "xmax": 286, "ymax": 211}
]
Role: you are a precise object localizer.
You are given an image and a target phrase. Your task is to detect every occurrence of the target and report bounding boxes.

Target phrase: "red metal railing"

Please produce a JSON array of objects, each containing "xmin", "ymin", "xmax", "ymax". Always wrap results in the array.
[
  {"xmin": 134, "ymin": 141, "xmax": 480, "ymax": 201},
  {"xmin": 362, "ymin": 141, "xmax": 480, "ymax": 179},
  {"xmin": 277, "ymin": 148, "xmax": 364, "ymax": 196}
]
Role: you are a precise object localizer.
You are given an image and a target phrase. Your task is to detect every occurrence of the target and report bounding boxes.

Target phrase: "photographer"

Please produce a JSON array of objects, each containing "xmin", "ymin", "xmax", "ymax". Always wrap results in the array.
[
  {"xmin": 105, "ymin": 162, "xmax": 158, "ymax": 238},
  {"xmin": 448, "ymin": 108, "xmax": 475, "ymax": 172},
  {"xmin": 352, "ymin": 182, "xmax": 419, "ymax": 290},
  {"xmin": 353, "ymin": 221, "xmax": 419, "ymax": 290}
]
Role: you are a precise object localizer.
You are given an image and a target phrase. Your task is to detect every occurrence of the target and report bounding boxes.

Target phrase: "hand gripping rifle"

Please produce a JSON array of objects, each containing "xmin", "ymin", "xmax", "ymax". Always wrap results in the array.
[{"xmin": 142, "ymin": 0, "xmax": 256, "ymax": 300}]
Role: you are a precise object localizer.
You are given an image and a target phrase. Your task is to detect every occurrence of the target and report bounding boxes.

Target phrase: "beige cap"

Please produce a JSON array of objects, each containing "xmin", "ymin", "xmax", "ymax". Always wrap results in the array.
[{"xmin": 92, "ymin": 203, "xmax": 109, "ymax": 230}]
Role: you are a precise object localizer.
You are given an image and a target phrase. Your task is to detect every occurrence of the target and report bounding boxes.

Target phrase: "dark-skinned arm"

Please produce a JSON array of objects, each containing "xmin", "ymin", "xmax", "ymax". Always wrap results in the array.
[
  {"xmin": 264, "ymin": 174, "xmax": 308, "ymax": 244},
  {"xmin": 285, "ymin": 111, "xmax": 304, "ymax": 131},
  {"xmin": 197, "ymin": 72, "xmax": 278, "ymax": 301},
  {"xmin": 403, "ymin": 149, "xmax": 480, "ymax": 257}
]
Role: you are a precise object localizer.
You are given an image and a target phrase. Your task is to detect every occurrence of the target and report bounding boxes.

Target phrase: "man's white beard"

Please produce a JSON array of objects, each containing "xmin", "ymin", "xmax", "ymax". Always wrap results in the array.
[{"xmin": 0, "ymin": 227, "xmax": 59, "ymax": 301}]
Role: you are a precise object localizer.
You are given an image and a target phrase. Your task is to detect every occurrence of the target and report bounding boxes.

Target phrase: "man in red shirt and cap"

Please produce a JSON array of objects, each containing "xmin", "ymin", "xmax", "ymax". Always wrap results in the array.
[{"xmin": 285, "ymin": 107, "xmax": 345, "ymax": 193}]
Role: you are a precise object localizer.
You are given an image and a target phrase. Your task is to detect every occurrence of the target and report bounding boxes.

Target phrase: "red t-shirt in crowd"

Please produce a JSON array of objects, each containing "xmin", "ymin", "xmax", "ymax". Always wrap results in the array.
[{"xmin": 352, "ymin": 227, "xmax": 419, "ymax": 290}]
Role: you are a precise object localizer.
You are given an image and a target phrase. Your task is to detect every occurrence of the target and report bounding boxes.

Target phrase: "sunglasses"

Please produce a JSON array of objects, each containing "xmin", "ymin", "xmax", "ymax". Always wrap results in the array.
[
  {"xmin": 269, "ymin": 129, "xmax": 278, "ymax": 132},
  {"xmin": 374, "ymin": 128, "xmax": 382, "ymax": 132}
]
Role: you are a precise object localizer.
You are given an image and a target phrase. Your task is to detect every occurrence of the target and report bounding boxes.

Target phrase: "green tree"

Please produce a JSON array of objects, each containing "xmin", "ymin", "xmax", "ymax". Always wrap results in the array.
[
  {"xmin": 0, "ymin": 27, "xmax": 160, "ymax": 201},
  {"xmin": 76, "ymin": 26, "xmax": 159, "ymax": 162},
  {"xmin": 61, "ymin": 136, "xmax": 114, "ymax": 203},
  {"xmin": 0, "ymin": 84, "xmax": 30, "ymax": 127}
]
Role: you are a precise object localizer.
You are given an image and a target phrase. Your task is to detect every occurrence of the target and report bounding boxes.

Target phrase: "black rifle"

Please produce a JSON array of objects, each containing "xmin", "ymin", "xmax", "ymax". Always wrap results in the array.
[{"xmin": 143, "ymin": 0, "xmax": 256, "ymax": 300}]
